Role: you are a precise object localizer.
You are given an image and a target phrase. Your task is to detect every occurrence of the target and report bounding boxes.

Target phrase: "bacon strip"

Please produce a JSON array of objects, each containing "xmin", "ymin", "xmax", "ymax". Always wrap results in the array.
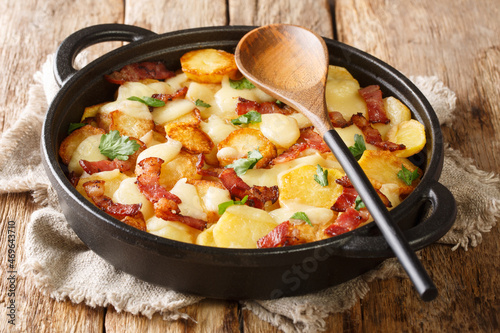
[
  {"xmin": 83, "ymin": 180, "xmax": 146, "ymax": 231},
  {"xmin": 135, "ymin": 157, "xmax": 208, "ymax": 230},
  {"xmin": 329, "ymin": 111, "xmax": 352, "ymax": 128},
  {"xmin": 332, "ymin": 177, "xmax": 392, "ymax": 212},
  {"xmin": 236, "ymin": 97, "xmax": 295, "ymax": 116},
  {"xmin": 136, "ymin": 157, "xmax": 182, "ymax": 205},
  {"xmin": 300, "ymin": 127, "xmax": 330, "ymax": 153},
  {"xmin": 80, "ymin": 159, "xmax": 131, "ymax": 174},
  {"xmin": 270, "ymin": 142, "xmax": 308, "ymax": 165},
  {"xmin": 218, "ymin": 168, "xmax": 279, "ymax": 209},
  {"xmin": 351, "ymin": 113, "xmax": 405, "ymax": 151},
  {"xmin": 196, "ymin": 154, "xmax": 223, "ymax": 177},
  {"xmin": 152, "ymin": 86, "xmax": 188, "ymax": 103},
  {"xmin": 358, "ymin": 85, "xmax": 390, "ymax": 124},
  {"xmin": 324, "ymin": 208, "xmax": 369, "ymax": 237},
  {"xmin": 257, "ymin": 221, "xmax": 301, "ymax": 248},
  {"xmin": 104, "ymin": 62, "xmax": 175, "ymax": 85}
]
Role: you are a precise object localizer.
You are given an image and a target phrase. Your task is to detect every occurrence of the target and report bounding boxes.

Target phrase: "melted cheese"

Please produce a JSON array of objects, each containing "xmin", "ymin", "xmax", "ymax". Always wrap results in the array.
[
  {"xmin": 259, "ymin": 114, "xmax": 300, "ymax": 149},
  {"xmin": 112, "ymin": 177, "xmax": 155, "ymax": 220},
  {"xmin": 199, "ymin": 114, "xmax": 236, "ymax": 145},
  {"xmin": 151, "ymin": 99, "xmax": 195, "ymax": 125},
  {"xmin": 169, "ymin": 178, "xmax": 207, "ymax": 221},
  {"xmin": 100, "ymin": 100, "xmax": 153, "ymax": 120},
  {"xmin": 136, "ymin": 139, "xmax": 182, "ymax": 164},
  {"xmin": 68, "ymin": 134, "xmax": 107, "ymax": 175}
]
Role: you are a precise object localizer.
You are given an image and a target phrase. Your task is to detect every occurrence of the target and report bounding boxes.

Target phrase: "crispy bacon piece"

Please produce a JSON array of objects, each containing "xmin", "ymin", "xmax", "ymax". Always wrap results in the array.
[
  {"xmin": 104, "ymin": 62, "xmax": 175, "ymax": 85},
  {"xmin": 83, "ymin": 180, "xmax": 146, "ymax": 231},
  {"xmin": 300, "ymin": 127, "xmax": 330, "ymax": 153},
  {"xmin": 332, "ymin": 177, "xmax": 392, "ymax": 212},
  {"xmin": 155, "ymin": 207, "xmax": 207, "ymax": 231},
  {"xmin": 329, "ymin": 111, "xmax": 352, "ymax": 128},
  {"xmin": 257, "ymin": 221, "xmax": 301, "ymax": 248},
  {"xmin": 80, "ymin": 159, "xmax": 131, "ymax": 174},
  {"xmin": 331, "ymin": 187, "xmax": 359, "ymax": 212},
  {"xmin": 152, "ymin": 86, "xmax": 188, "ymax": 103},
  {"xmin": 136, "ymin": 157, "xmax": 182, "ymax": 205},
  {"xmin": 358, "ymin": 85, "xmax": 390, "ymax": 124},
  {"xmin": 218, "ymin": 168, "xmax": 279, "ymax": 209},
  {"xmin": 236, "ymin": 97, "xmax": 295, "ymax": 116},
  {"xmin": 324, "ymin": 208, "xmax": 369, "ymax": 237},
  {"xmin": 196, "ymin": 154, "xmax": 223, "ymax": 177},
  {"xmin": 351, "ymin": 113, "xmax": 405, "ymax": 151},
  {"xmin": 270, "ymin": 142, "xmax": 308, "ymax": 165}
]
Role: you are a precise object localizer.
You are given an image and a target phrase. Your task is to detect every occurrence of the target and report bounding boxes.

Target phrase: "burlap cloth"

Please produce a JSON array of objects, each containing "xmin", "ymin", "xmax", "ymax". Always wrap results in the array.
[{"xmin": 1, "ymin": 54, "xmax": 499, "ymax": 333}]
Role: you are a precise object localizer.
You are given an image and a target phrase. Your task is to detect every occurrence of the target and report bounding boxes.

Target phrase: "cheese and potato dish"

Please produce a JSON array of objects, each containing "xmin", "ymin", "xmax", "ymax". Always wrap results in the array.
[{"xmin": 59, "ymin": 49, "xmax": 426, "ymax": 249}]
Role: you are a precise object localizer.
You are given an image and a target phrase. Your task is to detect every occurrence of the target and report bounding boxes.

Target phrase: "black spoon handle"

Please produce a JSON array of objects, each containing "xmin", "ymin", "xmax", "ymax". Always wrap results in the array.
[{"xmin": 323, "ymin": 129, "xmax": 438, "ymax": 301}]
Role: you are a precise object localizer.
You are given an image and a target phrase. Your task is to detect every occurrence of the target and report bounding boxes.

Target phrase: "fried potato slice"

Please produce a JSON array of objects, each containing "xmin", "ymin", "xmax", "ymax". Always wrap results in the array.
[
  {"xmin": 165, "ymin": 123, "xmax": 214, "ymax": 154},
  {"xmin": 278, "ymin": 165, "xmax": 345, "ymax": 209},
  {"xmin": 357, "ymin": 150, "xmax": 421, "ymax": 195},
  {"xmin": 216, "ymin": 128, "xmax": 277, "ymax": 168},
  {"xmin": 81, "ymin": 102, "xmax": 107, "ymax": 122},
  {"xmin": 59, "ymin": 125, "xmax": 106, "ymax": 165},
  {"xmin": 109, "ymin": 110, "xmax": 155, "ymax": 139},
  {"xmin": 386, "ymin": 119, "xmax": 426, "ymax": 157},
  {"xmin": 180, "ymin": 49, "xmax": 239, "ymax": 83},
  {"xmin": 159, "ymin": 151, "xmax": 202, "ymax": 190}
]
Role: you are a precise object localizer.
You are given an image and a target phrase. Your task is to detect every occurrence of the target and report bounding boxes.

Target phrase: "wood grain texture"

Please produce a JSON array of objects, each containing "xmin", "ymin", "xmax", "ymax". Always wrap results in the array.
[
  {"xmin": 0, "ymin": 0, "xmax": 498, "ymax": 332},
  {"xmin": 229, "ymin": 0, "xmax": 334, "ymax": 38}
]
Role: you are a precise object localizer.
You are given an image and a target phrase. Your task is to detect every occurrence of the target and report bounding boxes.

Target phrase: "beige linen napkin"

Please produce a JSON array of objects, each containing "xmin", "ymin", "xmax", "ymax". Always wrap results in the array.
[{"xmin": 1, "ymin": 54, "xmax": 499, "ymax": 333}]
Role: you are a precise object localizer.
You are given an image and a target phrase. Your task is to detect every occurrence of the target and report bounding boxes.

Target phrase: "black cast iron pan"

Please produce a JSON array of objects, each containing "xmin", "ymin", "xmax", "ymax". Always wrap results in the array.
[{"xmin": 42, "ymin": 24, "xmax": 456, "ymax": 300}]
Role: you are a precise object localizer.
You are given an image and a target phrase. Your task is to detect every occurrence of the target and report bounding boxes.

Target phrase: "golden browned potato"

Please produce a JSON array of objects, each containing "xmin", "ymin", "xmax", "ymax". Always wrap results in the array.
[
  {"xmin": 109, "ymin": 111, "xmax": 155, "ymax": 139},
  {"xmin": 216, "ymin": 128, "xmax": 277, "ymax": 168},
  {"xmin": 159, "ymin": 151, "xmax": 202, "ymax": 190},
  {"xmin": 165, "ymin": 123, "xmax": 214, "ymax": 154},
  {"xmin": 180, "ymin": 49, "xmax": 239, "ymax": 83},
  {"xmin": 59, "ymin": 125, "xmax": 106, "ymax": 165}
]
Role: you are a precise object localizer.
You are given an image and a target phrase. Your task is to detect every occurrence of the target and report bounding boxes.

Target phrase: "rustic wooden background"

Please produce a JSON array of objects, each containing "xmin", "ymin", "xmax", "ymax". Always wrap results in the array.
[{"xmin": 0, "ymin": 0, "xmax": 498, "ymax": 332}]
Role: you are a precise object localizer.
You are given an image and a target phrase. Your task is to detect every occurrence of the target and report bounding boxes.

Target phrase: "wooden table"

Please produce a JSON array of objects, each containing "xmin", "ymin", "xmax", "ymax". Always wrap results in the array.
[{"xmin": 1, "ymin": 0, "xmax": 498, "ymax": 331}]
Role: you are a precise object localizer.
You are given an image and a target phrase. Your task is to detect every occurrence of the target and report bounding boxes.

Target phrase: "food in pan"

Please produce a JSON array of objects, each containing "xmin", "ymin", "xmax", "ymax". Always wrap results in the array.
[{"xmin": 59, "ymin": 48, "xmax": 426, "ymax": 249}]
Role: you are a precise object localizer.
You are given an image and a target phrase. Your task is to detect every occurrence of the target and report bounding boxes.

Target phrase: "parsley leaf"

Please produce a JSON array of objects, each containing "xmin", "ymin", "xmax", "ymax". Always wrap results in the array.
[
  {"xmin": 349, "ymin": 134, "xmax": 366, "ymax": 160},
  {"xmin": 231, "ymin": 110, "xmax": 262, "ymax": 125},
  {"xmin": 218, "ymin": 195, "xmax": 249, "ymax": 215},
  {"xmin": 397, "ymin": 165, "xmax": 420, "ymax": 185},
  {"xmin": 313, "ymin": 164, "xmax": 329, "ymax": 187},
  {"xmin": 226, "ymin": 149, "xmax": 263, "ymax": 176},
  {"xmin": 354, "ymin": 196, "xmax": 366, "ymax": 211},
  {"xmin": 229, "ymin": 77, "xmax": 256, "ymax": 90},
  {"xmin": 99, "ymin": 130, "xmax": 141, "ymax": 161},
  {"xmin": 68, "ymin": 122, "xmax": 86, "ymax": 134},
  {"xmin": 127, "ymin": 96, "xmax": 165, "ymax": 107},
  {"xmin": 195, "ymin": 99, "xmax": 211, "ymax": 108},
  {"xmin": 290, "ymin": 212, "xmax": 313, "ymax": 226}
]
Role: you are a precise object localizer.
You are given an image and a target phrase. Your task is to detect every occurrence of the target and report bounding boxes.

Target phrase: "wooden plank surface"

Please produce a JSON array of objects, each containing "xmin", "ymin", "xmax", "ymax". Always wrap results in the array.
[{"xmin": 0, "ymin": 0, "xmax": 498, "ymax": 332}]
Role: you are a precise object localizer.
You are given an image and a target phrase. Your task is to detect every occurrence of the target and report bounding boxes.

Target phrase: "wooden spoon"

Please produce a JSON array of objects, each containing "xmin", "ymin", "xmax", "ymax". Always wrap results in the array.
[{"xmin": 235, "ymin": 24, "xmax": 437, "ymax": 301}]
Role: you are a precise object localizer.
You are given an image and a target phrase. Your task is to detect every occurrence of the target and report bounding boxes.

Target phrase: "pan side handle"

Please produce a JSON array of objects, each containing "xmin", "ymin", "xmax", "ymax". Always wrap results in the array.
[
  {"xmin": 54, "ymin": 24, "xmax": 156, "ymax": 86},
  {"xmin": 339, "ymin": 180, "xmax": 457, "ymax": 258}
]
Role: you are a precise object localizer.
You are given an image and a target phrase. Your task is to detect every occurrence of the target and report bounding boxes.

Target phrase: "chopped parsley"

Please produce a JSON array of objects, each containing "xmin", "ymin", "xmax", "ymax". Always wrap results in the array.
[
  {"xmin": 127, "ymin": 96, "xmax": 165, "ymax": 107},
  {"xmin": 397, "ymin": 164, "xmax": 420, "ymax": 185},
  {"xmin": 229, "ymin": 77, "xmax": 256, "ymax": 90},
  {"xmin": 218, "ymin": 195, "xmax": 249, "ymax": 215},
  {"xmin": 68, "ymin": 122, "xmax": 86, "ymax": 134},
  {"xmin": 290, "ymin": 211, "xmax": 313, "ymax": 226},
  {"xmin": 349, "ymin": 134, "xmax": 366, "ymax": 160},
  {"xmin": 231, "ymin": 110, "xmax": 262, "ymax": 125},
  {"xmin": 354, "ymin": 196, "xmax": 366, "ymax": 211},
  {"xmin": 195, "ymin": 99, "xmax": 211, "ymax": 108},
  {"xmin": 226, "ymin": 149, "xmax": 263, "ymax": 176},
  {"xmin": 313, "ymin": 164, "xmax": 329, "ymax": 187},
  {"xmin": 99, "ymin": 130, "xmax": 141, "ymax": 161}
]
